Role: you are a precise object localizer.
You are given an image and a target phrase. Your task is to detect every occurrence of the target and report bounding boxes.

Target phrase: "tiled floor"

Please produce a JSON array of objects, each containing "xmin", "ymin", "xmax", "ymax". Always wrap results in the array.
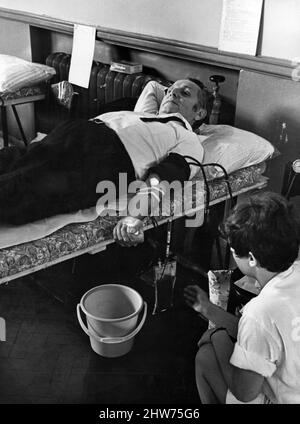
[{"xmin": 0, "ymin": 240, "xmax": 210, "ymax": 404}]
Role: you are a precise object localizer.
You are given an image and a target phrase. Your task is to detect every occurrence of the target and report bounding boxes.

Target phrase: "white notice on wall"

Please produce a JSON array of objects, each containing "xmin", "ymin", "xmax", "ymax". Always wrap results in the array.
[
  {"xmin": 68, "ymin": 24, "xmax": 96, "ymax": 88},
  {"xmin": 218, "ymin": 0, "xmax": 263, "ymax": 56}
]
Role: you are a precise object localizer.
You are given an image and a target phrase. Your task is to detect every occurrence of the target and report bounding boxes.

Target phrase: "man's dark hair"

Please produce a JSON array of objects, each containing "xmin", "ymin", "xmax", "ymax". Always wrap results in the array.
[
  {"xmin": 188, "ymin": 78, "xmax": 207, "ymax": 109},
  {"xmin": 188, "ymin": 77, "xmax": 205, "ymax": 90},
  {"xmin": 187, "ymin": 78, "xmax": 207, "ymax": 130},
  {"xmin": 220, "ymin": 191, "xmax": 300, "ymax": 272}
]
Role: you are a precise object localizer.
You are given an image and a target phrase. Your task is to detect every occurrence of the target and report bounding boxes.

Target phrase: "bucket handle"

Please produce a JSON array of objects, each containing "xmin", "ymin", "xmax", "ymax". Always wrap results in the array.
[{"xmin": 77, "ymin": 301, "xmax": 147, "ymax": 344}]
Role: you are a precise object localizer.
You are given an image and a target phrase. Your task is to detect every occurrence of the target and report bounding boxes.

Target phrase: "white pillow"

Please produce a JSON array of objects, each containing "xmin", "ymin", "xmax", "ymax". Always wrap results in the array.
[
  {"xmin": 0, "ymin": 54, "xmax": 56, "ymax": 94},
  {"xmin": 198, "ymin": 124, "xmax": 275, "ymax": 178}
]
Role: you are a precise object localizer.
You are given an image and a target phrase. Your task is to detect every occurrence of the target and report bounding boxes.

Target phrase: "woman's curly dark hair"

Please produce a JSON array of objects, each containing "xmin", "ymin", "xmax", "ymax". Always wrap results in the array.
[{"xmin": 220, "ymin": 191, "xmax": 300, "ymax": 272}]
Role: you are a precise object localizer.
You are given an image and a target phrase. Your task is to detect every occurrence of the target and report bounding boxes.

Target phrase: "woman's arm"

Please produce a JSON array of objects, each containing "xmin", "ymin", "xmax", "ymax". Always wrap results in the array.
[
  {"xmin": 211, "ymin": 330, "xmax": 265, "ymax": 402},
  {"xmin": 184, "ymin": 285, "xmax": 239, "ymax": 339}
]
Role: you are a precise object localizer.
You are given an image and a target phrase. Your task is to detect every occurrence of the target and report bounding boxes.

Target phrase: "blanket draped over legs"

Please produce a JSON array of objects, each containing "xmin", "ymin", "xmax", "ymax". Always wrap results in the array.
[{"xmin": 0, "ymin": 119, "xmax": 136, "ymax": 225}]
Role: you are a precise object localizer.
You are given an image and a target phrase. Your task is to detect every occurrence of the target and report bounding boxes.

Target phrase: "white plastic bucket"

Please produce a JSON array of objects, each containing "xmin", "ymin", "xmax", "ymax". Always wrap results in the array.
[{"xmin": 77, "ymin": 284, "xmax": 147, "ymax": 357}]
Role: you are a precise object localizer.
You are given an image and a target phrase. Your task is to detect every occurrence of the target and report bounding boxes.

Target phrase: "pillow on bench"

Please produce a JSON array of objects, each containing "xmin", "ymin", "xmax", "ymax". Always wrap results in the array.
[{"xmin": 0, "ymin": 54, "xmax": 56, "ymax": 94}]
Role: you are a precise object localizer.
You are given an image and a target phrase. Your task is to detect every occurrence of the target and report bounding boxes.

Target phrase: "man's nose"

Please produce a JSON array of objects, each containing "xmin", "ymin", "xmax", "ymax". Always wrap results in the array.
[{"xmin": 170, "ymin": 88, "xmax": 180, "ymax": 99}]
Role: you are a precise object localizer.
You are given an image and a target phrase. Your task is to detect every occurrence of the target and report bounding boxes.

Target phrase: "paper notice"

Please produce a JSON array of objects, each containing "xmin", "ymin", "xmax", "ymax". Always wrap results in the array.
[
  {"xmin": 68, "ymin": 24, "xmax": 96, "ymax": 88},
  {"xmin": 218, "ymin": 0, "xmax": 263, "ymax": 56}
]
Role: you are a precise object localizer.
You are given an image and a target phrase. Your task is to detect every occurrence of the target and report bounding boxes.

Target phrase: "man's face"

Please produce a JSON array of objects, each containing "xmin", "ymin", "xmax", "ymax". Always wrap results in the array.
[{"xmin": 158, "ymin": 79, "xmax": 205, "ymax": 125}]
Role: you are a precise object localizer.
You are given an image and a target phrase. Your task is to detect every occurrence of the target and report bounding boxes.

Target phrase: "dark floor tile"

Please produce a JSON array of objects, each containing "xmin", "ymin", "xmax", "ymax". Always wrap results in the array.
[
  {"xmin": 9, "ymin": 332, "xmax": 49, "ymax": 359},
  {"xmin": 0, "ymin": 395, "xmax": 33, "ymax": 404},
  {"xmin": 33, "ymin": 397, "xmax": 63, "ymax": 404},
  {"xmin": 0, "ymin": 255, "xmax": 207, "ymax": 404},
  {"xmin": 62, "ymin": 372, "xmax": 87, "ymax": 403}
]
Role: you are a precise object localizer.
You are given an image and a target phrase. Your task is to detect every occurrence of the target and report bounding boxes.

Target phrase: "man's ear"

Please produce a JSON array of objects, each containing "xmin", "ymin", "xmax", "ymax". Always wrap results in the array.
[
  {"xmin": 248, "ymin": 251, "xmax": 258, "ymax": 268},
  {"xmin": 195, "ymin": 108, "xmax": 207, "ymax": 122}
]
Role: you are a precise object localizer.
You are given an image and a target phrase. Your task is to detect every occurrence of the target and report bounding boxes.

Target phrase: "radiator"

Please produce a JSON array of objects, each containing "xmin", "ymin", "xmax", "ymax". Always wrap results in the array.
[{"xmin": 36, "ymin": 52, "xmax": 153, "ymax": 133}]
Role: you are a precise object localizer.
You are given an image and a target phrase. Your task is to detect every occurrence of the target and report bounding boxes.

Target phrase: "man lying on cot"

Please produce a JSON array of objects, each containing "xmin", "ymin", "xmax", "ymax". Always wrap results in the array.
[{"xmin": 0, "ymin": 78, "xmax": 207, "ymax": 246}]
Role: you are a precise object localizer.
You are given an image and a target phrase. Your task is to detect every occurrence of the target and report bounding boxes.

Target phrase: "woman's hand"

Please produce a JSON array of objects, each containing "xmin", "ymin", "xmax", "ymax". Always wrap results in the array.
[
  {"xmin": 113, "ymin": 216, "xmax": 144, "ymax": 247},
  {"xmin": 184, "ymin": 285, "xmax": 210, "ymax": 319}
]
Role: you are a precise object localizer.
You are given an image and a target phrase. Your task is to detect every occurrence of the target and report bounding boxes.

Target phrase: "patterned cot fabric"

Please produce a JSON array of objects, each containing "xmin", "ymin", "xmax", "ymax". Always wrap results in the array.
[
  {"xmin": 0, "ymin": 86, "xmax": 46, "ymax": 103},
  {"xmin": 0, "ymin": 162, "xmax": 267, "ymax": 281}
]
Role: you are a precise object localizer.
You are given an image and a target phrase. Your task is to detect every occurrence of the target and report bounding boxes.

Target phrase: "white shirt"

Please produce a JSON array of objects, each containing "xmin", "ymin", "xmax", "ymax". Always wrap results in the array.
[
  {"xmin": 230, "ymin": 259, "xmax": 300, "ymax": 404},
  {"xmin": 95, "ymin": 81, "xmax": 204, "ymax": 180}
]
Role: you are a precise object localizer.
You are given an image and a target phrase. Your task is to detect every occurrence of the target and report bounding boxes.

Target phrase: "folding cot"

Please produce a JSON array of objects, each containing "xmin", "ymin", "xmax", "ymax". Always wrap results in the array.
[{"xmin": 0, "ymin": 53, "xmax": 269, "ymax": 284}]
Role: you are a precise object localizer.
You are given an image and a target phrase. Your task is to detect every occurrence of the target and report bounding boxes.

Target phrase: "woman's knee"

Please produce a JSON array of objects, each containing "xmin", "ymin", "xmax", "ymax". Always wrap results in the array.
[{"xmin": 195, "ymin": 343, "xmax": 214, "ymax": 372}]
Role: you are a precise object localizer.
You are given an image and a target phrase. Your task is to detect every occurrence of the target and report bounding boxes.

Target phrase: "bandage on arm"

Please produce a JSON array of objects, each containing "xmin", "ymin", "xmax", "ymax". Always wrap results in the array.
[
  {"xmin": 127, "ymin": 151, "xmax": 190, "ymax": 221},
  {"xmin": 127, "ymin": 173, "xmax": 167, "ymax": 220}
]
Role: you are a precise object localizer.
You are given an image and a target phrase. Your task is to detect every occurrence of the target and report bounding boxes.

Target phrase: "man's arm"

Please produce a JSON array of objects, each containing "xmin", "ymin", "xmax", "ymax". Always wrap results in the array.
[
  {"xmin": 133, "ymin": 80, "xmax": 166, "ymax": 114},
  {"xmin": 113, "ymin": 153, "xmax": 190, "ymax": 246},
  {"xmin": 112, "ymin": 173, "xmax": 167, "ymax": 246}
]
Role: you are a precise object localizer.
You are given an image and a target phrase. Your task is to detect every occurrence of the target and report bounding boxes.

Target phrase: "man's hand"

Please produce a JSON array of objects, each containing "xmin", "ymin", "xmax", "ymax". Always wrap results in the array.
[
  {"xmin": 113, "ymin": 216, "xmax": 144, "ymax": 247},
  {"xmin": 184, "ymin": 285, "xmax": 210, "ymax": 319}
]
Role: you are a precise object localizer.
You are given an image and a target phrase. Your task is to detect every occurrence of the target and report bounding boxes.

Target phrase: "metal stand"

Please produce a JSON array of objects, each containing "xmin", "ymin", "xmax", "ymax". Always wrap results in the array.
[{"xmin": 0, "ymin": 93, "xmax": 45, "ymax": 147}]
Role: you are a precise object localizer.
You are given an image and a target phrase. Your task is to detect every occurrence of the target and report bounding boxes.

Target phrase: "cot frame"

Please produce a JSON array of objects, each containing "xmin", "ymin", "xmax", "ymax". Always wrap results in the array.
[{"xmin": 0, "ymin": 176, "xmax": 268, "ymax": 285}]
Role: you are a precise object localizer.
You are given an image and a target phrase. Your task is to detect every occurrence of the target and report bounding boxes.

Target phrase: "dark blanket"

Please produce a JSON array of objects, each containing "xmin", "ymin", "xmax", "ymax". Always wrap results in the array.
[{"xmin": 0, "ymin": 119, "xmax": 135, "ymax": 225}]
